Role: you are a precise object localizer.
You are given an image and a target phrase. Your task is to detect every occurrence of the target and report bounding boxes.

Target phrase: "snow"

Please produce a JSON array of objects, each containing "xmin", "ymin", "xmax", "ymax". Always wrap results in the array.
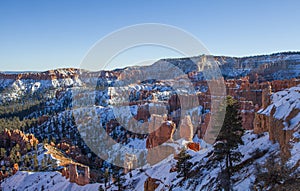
[
  {"xmin": 112, "ymin": 131, "xmax": 279, "ymax": 191},
  {"xmin": 1, "ymin": 171, "xmax": 102, "ymax": 191},
  {"xmin": 1, "ymin": 56, "xmax": 300, "ymax": 190},
  {"xmin": 126, "ymin": 138, "xmax": 146, "ymax": 150},
  {"xmin": 193, "ymin": 136, "xmax": 211, "ymax": 149},
  {"xmin": 259, "ymin": 85, "xmax": 300, "ymax": 130}
]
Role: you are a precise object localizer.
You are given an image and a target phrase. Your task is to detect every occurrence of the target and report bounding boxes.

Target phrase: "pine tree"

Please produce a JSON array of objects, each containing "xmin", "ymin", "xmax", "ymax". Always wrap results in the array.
[
  {"xmin": 33, "ymin": 140, "xmax": 38, "ymax": 151},
  {"xmin": 24, "ymin": 154, "xmax": 30, "ymax": 168},
  {"xmin": 112, "ymin": 165, "xmax": 125, "ymax": 191},
  {"xmin": 98, "ymin": 185, "xmax": 105, "ymax": 191},
  {"xmin": 0, "ymin": 148, "xmax": 6, "ymax": 159},
  {"xmin": 213, "ymin": 96, "xmax": 244, "ymax": 191},
  {"xmin": 9, "ymin": 145, "xmax": 21, "ymax": 164},
  {"xmin": 41, "ymin": 158, "xmax": 46, "ymax": 171},
  {"xmin": 33, "ymin": 154, "xmax": 39, "ymax": 171},
  {"xmin": 253, "ymin": 155, "xmax": 300, "ymax": 190},
  {"xmin": 26, "ymin": 142, "xmax": 32, "ymax": 152},
  {"xmin": 175, "ymin": 148, "xmax": 192, "ymax": 180},
  {"xmin": 104, "ymin": 168, "xmax": 110, "ymax": 188}
]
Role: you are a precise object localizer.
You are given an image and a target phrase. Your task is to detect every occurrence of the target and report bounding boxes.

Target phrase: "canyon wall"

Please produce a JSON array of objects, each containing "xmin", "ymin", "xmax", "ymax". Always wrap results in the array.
[{"xmin": 253, "ymin": 86, "xmax": 300, "ymax": 161}]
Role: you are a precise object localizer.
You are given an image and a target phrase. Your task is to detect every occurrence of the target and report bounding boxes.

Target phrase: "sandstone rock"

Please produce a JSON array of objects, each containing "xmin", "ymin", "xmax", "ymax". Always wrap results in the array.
[
  {"xmin": 180, "ymin": 115, "xmax": 194, "ymax": 141},
  {"xmin": 240, "ymin": 101, "xmax": 255, "ymax": 130},
  {"xmin": 0, "ymin": 129, "xmax": 38, "ymax": 155},
  {"xmin": 12, "ymin": 163, "xmax": 19, "ymax": 175},
  {"xmin": 124, "ymin": 153, "xmax": 137, "ymax": 173},
  {"xmin": 186, "ymin": 142, "xmax": 201, "ymax": 151},
  {"xmin": 262, "ymin": 83, "xmax": 272, "ymax": 109},
  {"xmin": 254, "ymin": 102, "xmax": 300, "ymax": 162},
  {"xmin": 144, "ymin": 177, "xmax": 159, "ymax": 191},
  {"xmin": 146, "ymin": 114, "xmax": 176, "ymax": 149},
  {"xmin": 69, "ymin": 163, "xmax": 78, "ymax": 183},
  {"xmin": 66, "ymin": 163, "xmax": 90, "ymax": 186},
  {"xmin": 135, "ymin": 105, "xmax": 150, "ymax": 122}
]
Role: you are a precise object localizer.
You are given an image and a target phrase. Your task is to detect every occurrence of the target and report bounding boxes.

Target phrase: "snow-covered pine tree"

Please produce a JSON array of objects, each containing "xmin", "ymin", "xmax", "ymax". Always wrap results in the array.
[
  {"xmin": 213, "ymin": 96, "xmax": 244, "ymax": 191},
  {"xmin": 175, "ymin": 148, "xmax": 192, "ymax": 180}
]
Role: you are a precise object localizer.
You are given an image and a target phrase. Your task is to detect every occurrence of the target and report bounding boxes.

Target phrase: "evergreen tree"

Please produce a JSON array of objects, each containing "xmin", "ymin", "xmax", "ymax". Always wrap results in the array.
[
  {"xmin": 33, "ymin": 154, "xmax": 39, "ymax": 171},
  {"xmin": 111, "ymin": 162, "xmax": 125, "ymax": 191},
  {"xmin": 0, "ymin": 148, "xmax": 6, "ymax": 159},
  {"xmin": 33, "ymin": 140, "xmax": 38, "ymax": 151},
  {"xmin": 98, "ymin": 185, "xmax": 105, "ymax": 191},
  {"xmin": 104, "ymin": 168, "xmax": 110, "ymax": 188},
  {"xmin": 213, "ymin": 96, "xmax": 244, "ymax": 191},
  {"xmin": 175, "ymin": 148, "xmax": 192, "ymax": 180},
  {"xmin": 9, "ymin": 145, "xmax": 21, "ymax": 164},
  {"xmin": 41, "ymin": 158, "xmax": 46, "ymax": 171},
  {"xmin": 26, "ymin": 142, "xmax": 32, "ymax": 152},
  {"xmin": 112, "ymin": 170, "xmax": 126, "ymax": 191},
  {"xmin": 253, "ymin": 155, "xmax": 300, "ymax": 190},
  {"xmin": 24, "ymin": 154, "xmax": 31, "ymax": 168}
]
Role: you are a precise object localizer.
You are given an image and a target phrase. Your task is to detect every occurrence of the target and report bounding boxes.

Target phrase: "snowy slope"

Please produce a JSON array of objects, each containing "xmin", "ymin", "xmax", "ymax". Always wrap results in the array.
[
  {"xmin": 0, "ymin": 171, "xmax": 101, "ymax": 191},
  {"xmin": 108, "ymin": 131, "xmax": 278, "ymax": 191}
]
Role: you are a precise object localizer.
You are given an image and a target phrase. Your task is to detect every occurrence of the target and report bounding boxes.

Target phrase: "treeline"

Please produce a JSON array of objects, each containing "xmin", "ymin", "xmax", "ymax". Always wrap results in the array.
[
  {"xmin": 0, "ymin": 88, "xmax": 74, "ymax": 133},
  {"xmin": 0, "ymin": 117, "xmax": 38, "ymax": 133},
  {"xmin": 0, "ymin": 100, "xmax": 44, "ymax": 119}
]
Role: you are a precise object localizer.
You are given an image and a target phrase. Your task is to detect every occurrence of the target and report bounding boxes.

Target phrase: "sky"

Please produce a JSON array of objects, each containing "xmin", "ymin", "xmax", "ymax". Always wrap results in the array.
[{"xmin": 0, "ymin": 0, "xmax": 300, "ymax": 71}]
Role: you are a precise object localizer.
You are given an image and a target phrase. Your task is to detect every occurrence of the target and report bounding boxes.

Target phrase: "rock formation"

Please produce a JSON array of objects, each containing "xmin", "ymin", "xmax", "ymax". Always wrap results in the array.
[
  {"xmin": 0, "ymin": 129, "xmax": 39, "ymax": 155},
  {"xmin": 253, "ymin": 86, "xmax": 300, "ymax": 161},
  {"xmin": 144, "ymin": 177, "xmax": 159, "ymax": 191},
  {"xmin": 186, "ymin": 142, "xmax": 201, "ymax": 152},
  {"xmin": 146, "ymin": 114, "xmax": 176, "ymax": 149},
  {"xmin": 124, "ymin": 153, "xmax": 137, "ymax": 173},
  {"xmin": 62, "ymin": 163, "xmax": 90, "ymax": 186},
  {"xmin": 179, "ymin": 115, "xmax": 194, "ymax": 141}
]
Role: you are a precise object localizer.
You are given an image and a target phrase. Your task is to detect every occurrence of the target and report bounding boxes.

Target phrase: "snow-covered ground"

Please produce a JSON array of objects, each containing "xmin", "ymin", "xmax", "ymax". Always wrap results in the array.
[
  {"xmin": 1, "ymin": 171, "xmax": 102, "ymax": 191},
  {"xmin": 107, "ymin": 131, "xmax": 279, "ymax": 191}
]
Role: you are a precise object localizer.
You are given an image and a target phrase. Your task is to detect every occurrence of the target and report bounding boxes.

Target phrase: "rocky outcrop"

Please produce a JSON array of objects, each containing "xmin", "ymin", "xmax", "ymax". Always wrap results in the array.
[
  {"xmin": 0, "ymin": 68, "xmax": 80, "ymax": 81},
  {"xmin": 57, "ymin": 142, "xmax": 90, "ymax": 165},
  {"xmin": 135, "ymin": 104, "xmax": 150, "ymax": 121},
  {"xmin": 254, "ymin": 108, "xmax": 296, "ymax": 161},
  {"xmin": 145, "ymin": 114, "xmax": 176, "ymax": 165},
  {"xmin": 235, "ymin": 78, "xmax": 300, "ymax": 130},
  {"xmin": 12, "ymin": 163, "xmax": 19, "ymax": 175},
  {"xmin": 0, "ymin": 129, "xmax": 38, "ymax": 155},
  {"xmin": 62, "ymin": 163, "xmax": 90, "ymax": 186},
  {"xmin": 254, "ymin": 85, "xmax": 300, "ymax": 161},
  {"xmin": 146, "ymin": 114, "xmax": 176, "ymax": 149},
  {"xmin": 186, "ymin": 142, "xmax": 201, "ymax": 151},
  {"xmin": 240, "ymin": 101, "xmax": 256, "ymax": 130},
  {"xmin": 124, "ymin": 153, "xmax": 137, "ymax": 173},
  {"xmin": 144, "ymin": 177, "xmax": 159, "ymax": 191},
  {"xmin": 179, "ymin": 115, "xmax": 194, "ymax": 141}
]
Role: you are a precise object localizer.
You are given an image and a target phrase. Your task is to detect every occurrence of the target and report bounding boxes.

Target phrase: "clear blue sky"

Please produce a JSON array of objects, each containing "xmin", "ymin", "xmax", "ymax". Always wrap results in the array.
[{"xmin": 1, "ymin": 0, "xmax": 300, "ymax": 71}]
